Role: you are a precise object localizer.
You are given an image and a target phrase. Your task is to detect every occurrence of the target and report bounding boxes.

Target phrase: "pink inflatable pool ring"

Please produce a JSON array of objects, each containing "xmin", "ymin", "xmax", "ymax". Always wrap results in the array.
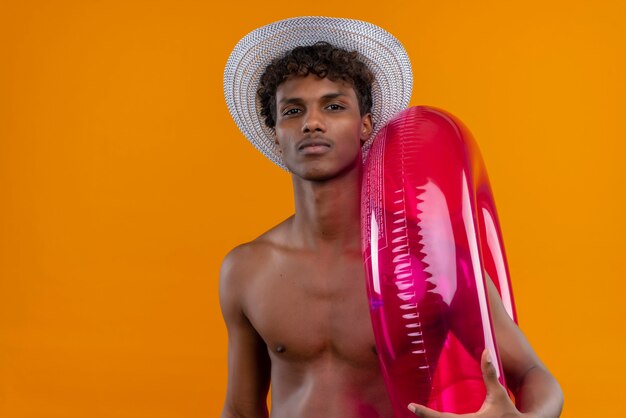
[{"xmin": 361, "ymin": 106, "xmax": 517, "ymax": 416}]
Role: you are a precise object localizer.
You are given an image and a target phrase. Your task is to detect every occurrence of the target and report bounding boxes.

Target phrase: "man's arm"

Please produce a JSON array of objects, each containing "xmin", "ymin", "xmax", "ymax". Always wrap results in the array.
[
  {"xmin": 219, "ymin": 246, "xmax": 271, "ymax": 418},
  {"xmin": 487, "ymin": 278, "xmax": 564, "ymax": 417},
  {"xmin": 409, "ymin": 278, "xmax": 563, "ymax": 417}
]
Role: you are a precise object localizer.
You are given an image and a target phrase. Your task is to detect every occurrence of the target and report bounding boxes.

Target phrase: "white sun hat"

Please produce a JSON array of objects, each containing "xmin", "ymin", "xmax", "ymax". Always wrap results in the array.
[{"xmin": 223, "ymin": 16, "xmax": 413, "ymax": 170}]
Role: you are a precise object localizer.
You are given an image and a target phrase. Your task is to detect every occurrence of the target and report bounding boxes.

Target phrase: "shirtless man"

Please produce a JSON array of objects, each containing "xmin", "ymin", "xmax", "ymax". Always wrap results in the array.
[{"xmin": 220, "ymin": 17, "xmax": 563, "ymax": 418}]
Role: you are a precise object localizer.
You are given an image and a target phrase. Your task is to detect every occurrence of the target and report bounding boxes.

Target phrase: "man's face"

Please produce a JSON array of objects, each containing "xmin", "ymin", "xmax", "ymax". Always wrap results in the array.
[{"xmin": 274, "ymin": 74, "xmax": 372, "ymax": 181}]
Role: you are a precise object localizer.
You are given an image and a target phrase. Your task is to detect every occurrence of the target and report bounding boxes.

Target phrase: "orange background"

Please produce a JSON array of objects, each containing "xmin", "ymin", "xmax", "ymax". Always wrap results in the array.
[{"xmin": 1, "ymin": 1, "xmax": 624, "ymax": 417}]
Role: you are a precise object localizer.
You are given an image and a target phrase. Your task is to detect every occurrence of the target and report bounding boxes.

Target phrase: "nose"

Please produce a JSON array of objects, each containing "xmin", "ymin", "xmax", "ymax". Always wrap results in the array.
[{"xmin": 302, "ymin": 108, "xmax": 326, "ymax": 134}]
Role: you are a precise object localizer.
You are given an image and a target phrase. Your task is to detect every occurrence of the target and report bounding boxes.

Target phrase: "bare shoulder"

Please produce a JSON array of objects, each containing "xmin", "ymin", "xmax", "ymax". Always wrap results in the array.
[{"xmin": 219, "ymin": 217, "xmax": 293, "ymax": 304}]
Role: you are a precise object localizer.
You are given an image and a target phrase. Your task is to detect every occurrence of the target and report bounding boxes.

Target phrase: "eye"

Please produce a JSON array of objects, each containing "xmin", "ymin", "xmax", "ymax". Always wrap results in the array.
[
  {"xmin": 326, "ymin": 103, "xmax": 345, "ymax": 111},
  {"xmin": 282, "ymin": 107, "xmax": 301, "ymax": 117}
]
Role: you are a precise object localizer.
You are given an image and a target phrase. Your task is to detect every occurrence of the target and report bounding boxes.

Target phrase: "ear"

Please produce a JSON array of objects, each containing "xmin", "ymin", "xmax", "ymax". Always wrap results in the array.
[
  {"xmin": 272, "ymin": 130, "xmax": 282, "ymax": 153},
  {"xmin": 360, "ymin": 113, "xmax": 373, "ymax": 145}
]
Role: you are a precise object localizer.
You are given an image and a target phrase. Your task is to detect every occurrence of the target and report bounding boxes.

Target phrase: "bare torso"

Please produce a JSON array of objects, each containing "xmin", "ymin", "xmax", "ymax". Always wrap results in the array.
[{"xmin": 230, "ymin": 218, "xmax": 393, "ymax": 418}]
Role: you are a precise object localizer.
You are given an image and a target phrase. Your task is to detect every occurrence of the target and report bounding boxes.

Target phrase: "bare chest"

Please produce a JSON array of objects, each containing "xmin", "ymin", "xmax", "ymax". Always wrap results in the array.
[{"xmin": 244, "ymin": 252, "xmax": 377, "ymax": 365}]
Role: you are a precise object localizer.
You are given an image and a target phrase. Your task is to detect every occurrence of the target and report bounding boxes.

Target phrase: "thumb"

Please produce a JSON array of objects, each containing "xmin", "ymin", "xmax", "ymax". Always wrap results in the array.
[
  {"xmin": 408, "ymin": 403, "xmax": 457, "ymax": 418},
  {"xmin": 481, "ymin": 349, "xmax": 506, "ymax": 398}
]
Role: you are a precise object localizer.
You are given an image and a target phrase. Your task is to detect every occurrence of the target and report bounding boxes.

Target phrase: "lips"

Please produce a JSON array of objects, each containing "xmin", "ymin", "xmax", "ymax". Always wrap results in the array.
[{"xmin": 297, "ymin": 138, "xmax": 332, "ymax": 151}]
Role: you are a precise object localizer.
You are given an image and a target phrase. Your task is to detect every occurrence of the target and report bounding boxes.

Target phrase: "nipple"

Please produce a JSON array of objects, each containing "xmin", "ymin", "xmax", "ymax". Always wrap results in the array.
[{"xmin": 276, "ymin": 345, "xmax": 286, "ymax": 353}]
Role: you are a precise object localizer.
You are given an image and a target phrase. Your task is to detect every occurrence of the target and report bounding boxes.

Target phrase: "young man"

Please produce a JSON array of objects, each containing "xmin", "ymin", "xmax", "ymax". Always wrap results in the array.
[{"xmin": 221, "ymin": 17, "xmax": 563, "ymax": 418}]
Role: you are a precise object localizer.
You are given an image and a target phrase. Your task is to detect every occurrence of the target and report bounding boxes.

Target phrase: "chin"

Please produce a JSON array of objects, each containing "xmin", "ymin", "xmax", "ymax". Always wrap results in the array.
[
  {"xmin": 291, "ymin": 160, "xmax": 361, "ymax": 182},
  {"xmin": 295, "ymin": 167, "xmax": 336, "ymax": 182}
]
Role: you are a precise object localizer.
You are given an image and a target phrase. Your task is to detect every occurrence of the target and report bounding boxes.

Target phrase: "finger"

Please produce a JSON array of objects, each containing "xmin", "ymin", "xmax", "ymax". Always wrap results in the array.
[
  {"xmin": 481, "ymin": 349, "xmax": 507, "ymax": 398},
  {"xmin": 408, "ymin": 403, "xmax": 459, "ymax": 418}
]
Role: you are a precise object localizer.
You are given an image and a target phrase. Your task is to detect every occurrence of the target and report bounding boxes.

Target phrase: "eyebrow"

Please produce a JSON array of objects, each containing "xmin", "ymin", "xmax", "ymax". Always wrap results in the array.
[{"xmin": 278, "ymin": 92, "xmax": 348, "ymax": 105}]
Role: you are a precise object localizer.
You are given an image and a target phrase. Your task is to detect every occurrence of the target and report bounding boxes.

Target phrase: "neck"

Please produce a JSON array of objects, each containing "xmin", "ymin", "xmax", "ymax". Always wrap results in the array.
[{"xmin": 290, "ymin": 164, "xmax": 362, "ymax": 251}]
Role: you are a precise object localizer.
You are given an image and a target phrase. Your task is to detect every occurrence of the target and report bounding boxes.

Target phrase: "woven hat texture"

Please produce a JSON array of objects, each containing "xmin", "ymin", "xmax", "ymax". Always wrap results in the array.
[{"xmin": 224, "ymin": 16, "xmax": 413, "ymax": 170}]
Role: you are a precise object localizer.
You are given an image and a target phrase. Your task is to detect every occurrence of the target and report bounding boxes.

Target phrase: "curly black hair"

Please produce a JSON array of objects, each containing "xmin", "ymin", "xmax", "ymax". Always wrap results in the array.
[{"xmin": 257, "ymin": 42, "xmax": 374, "ymax": 129}]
